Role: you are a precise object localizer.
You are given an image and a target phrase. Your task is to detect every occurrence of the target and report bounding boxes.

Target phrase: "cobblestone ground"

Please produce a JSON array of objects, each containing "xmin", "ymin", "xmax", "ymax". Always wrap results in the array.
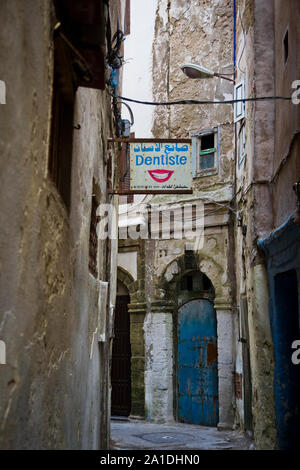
[{"xmin": 110, "ymin": 419, "xmax": 254, "ymax": 450}]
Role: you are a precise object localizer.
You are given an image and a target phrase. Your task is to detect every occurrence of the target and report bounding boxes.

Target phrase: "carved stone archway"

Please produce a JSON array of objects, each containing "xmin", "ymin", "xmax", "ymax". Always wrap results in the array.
[
  {"xmin": 147, "ymin": 252, "xmax": 234, "ymax": 429},
  {"xmin": 117, "ymin": 266, "xmax": 146, "ymax": 419}
]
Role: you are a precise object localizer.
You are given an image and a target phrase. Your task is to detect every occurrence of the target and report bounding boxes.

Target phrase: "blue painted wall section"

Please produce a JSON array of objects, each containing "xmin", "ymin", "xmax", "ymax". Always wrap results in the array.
[
  {"xmin": 177, "ymin": 299, "xmax": 219, "ymax": 426},
  {"xmin": 258, "ymin": 219, "xmax": 300, "ymax": 449}
]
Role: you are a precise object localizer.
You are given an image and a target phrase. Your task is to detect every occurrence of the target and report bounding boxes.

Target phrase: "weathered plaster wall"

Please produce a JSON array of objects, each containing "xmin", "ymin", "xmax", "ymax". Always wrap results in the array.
[
  {"xmin": 142, "ymin": 0, "xmax": 236, "ymax": 427},
  {"xmin": 119, "ymin": 0, "xmax": 239, "ymax": 427},
  {"xmin": 120, "ymin": 0, "xmax": 237, "ymax": 427},
  {"xmin": 233, "ymin": 0, "xmax": 255, "ymax": 434},
  {"xmin": 272, "ymin": 0, "xmax": 300, "ymax": 226},
  {"xmin": 233, "ymin": 0, "xmax": 282, "ymax": 449},
  {"xmin": 143, "ymin": 215, "xmax": 235, "ymax": 425},
  {"xmin": 152, "ymin": 0, "xmax": 235, "ymax": 195},
  {"xmin": 144, "ymin": 311, "xmax": 174, "ymax": 423},
  {"xmin": 0, "ymin": 0, "xmax": 120, "ymax": 449}
]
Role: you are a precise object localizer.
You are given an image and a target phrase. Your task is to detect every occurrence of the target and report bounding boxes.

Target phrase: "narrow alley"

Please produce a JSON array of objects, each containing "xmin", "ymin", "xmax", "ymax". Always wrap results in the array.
[{"xmin": 0, "ymin": 0, "xmax": 299, "ymax": 455}]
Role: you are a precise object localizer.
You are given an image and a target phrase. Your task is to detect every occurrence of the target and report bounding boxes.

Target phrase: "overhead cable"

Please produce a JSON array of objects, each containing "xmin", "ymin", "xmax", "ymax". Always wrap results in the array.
[{"xmin": 109, "ymin": 92, "xmax": 292, "ymax": 106}]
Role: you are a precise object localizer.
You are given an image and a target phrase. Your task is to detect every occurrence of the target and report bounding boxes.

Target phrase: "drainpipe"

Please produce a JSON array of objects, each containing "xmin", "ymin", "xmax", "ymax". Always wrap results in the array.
[{"xmin": 233, "ymin": 0, "xmax": 236, "ymax": 78}]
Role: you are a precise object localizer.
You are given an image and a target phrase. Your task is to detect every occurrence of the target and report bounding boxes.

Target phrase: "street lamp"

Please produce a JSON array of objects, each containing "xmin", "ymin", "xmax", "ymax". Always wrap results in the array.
[{"xmin": 181, "ymin": 63, "xmax": 235, "ymax": 83}]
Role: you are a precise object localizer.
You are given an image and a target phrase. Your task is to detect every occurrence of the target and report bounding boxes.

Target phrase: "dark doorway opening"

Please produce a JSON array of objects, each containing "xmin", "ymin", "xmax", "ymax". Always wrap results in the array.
[
  {"xmin": 273, "ymin": 269, "xmax": 300, "ymax": 449},
  {"xmin": 111, "ymin": 292, "xmax": 131, "ymax": 417}
]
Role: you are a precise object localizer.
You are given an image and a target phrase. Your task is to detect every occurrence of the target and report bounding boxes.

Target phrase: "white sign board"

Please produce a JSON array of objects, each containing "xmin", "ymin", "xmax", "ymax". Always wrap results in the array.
[{"xmin": 130, "ymin": 141, "xmax": 192, "ymax": 191}]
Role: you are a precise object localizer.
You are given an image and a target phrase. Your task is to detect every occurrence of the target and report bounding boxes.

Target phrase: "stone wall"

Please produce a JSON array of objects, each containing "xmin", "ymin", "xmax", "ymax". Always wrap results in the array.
[
  {"xmin": 118, "ymin": 0, "xmax": 237, "ymax": 427},
  {"xmin": 232, "ymin": 0, "xmax": 300, "ymax": 449},
  {"xmin": 118, "ymin": 240, "xmax": 147, "ymax": 418},
  {"xmin": 0, "ymin": 0, "xmax": 122, "ymax": 449},
  {"xmin": 152, "ymin": 0, "xmax": 235, "ymax": 193},
  {"xmin": 145, "ymin": 0, "xmax": 236, "ymax": 427},
  {"xmin": 272, "ymin": 0, "xmax": 300, "ymax": 226}
]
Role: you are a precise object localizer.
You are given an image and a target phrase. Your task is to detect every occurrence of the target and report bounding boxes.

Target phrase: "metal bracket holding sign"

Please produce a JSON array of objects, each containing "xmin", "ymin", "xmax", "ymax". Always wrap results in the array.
[{"xmin": 109, "ymin": 138, "xmax": 193, "ymax": 195}]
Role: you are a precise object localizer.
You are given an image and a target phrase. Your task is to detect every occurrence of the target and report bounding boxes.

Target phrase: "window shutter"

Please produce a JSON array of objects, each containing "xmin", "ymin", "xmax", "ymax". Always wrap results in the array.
[{"xmin": 234, "ymin": 76, "xmax": 246, "ymax": 123}]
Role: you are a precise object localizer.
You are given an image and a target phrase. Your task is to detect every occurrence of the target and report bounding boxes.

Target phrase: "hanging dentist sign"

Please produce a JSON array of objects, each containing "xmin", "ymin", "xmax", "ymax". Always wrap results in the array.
[{"xmin": 130, "ymin": 139, "xmax": 192, "ymax": 192}]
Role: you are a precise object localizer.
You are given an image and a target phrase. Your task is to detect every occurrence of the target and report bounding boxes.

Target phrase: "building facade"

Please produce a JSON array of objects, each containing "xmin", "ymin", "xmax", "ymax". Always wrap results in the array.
[
  {"xmin": 115, "ymin": 0, "xmax": 300, "ymax": 451},
  {"xmin": 115, "ymin": 0, "xmax": 237, "ymax": 430},
  {"xmin": 1, "ymin": 0, "xmax": 299, "ymax": 452},
  {"xmin": 234, "ymin": 0, "xmax": 300, "ymax": 449},
  {"xmin": 0, "ymin": 0, "xmax": 126, "ymax": 449}
]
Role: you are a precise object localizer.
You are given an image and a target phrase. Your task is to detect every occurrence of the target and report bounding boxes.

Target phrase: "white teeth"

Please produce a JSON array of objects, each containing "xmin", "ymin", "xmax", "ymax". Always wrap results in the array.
[
  {"xmin": 149, "ymin": 171, "xmax": 171, "ymax": 181},
  {"xmin": 154, "ymin": 174, "xmax": 167, "ymax": 180}
]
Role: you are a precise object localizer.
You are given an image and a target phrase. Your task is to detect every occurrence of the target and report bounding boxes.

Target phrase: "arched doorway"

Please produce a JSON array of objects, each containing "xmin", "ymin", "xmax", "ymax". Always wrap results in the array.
[
  {"xmin": 111, "ymin": 281, "xmax": 131, "ymax": 416},
  {"xmin": 176, "ymin": 271, "xmax": 219, "ymax": 426}
]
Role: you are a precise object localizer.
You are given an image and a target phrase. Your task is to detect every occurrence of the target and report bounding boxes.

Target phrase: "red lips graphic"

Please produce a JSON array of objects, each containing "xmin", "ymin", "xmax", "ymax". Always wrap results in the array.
[{"xmin": 148, "ymin": 169, "xmax": 174, "ymax": 183}]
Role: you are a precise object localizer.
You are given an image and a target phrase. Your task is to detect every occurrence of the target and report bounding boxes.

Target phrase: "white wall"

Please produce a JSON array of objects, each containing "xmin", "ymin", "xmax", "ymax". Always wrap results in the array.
[
  {"xmin": 118, "ymin": 251, "xmax": 137, "ymax": 280},
  {"xmin": 122, "ymin": 0, "xmax": 157, "ymax": 137}
]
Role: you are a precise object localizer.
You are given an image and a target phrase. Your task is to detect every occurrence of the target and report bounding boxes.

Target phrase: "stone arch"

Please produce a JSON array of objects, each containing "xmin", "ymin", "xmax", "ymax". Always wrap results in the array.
[
  {"xmin": 117, "ymin": 266, "xmax": 146, "ymax": 419},
  {"xmin": 154, "ymin": 252, "xmax": 229, "ymax": 309},
  {"xmin": 117, "ymin": 266, "xmax": 135, "ymax": 298},
  {"xmin": 177, "ymin": 270, "xmax": 215, "ymax": 308},
  {"xmin": 150, "ymin": 252, "xmax": 234, "ymax": 429}
]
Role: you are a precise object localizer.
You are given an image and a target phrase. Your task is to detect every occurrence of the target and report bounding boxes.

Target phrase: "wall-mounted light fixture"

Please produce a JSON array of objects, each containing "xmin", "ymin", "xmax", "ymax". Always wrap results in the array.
[{"xmin": 181, "ymin": 63, "xmax": 235, "ymax": 83}]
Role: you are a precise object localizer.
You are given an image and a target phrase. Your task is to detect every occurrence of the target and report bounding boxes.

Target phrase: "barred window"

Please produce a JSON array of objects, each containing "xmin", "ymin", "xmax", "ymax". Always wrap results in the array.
[{"xmin": 49, "ymin": 35, "xmax": 74, "ymax": 211}]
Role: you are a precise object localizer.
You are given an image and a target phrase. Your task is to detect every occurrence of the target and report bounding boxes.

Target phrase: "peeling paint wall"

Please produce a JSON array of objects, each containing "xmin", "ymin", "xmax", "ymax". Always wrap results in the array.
[
  {"xmin": 144, "ymin": 311, "xmax": 174, "ymax": 422},
  {"xmin": 141, "ymin": 0, "xmax": 236, "ymax": 426},
  {"xmin": 272, "ymin": 0, "xmax": 300, "ymax": 226},
  {"xmin": 233, "ymin": 0, "xmax": 277, "ymax": 449},
  {"xmin": 0, "ymin": 0, "xmax": 122, "ymax": 449},
  {"xmin": 233, "ymin": 0, "xmax": 300, "ymax": 450},
  {"xmin": 118, "ymin": 0, "xmax": 236, "ymax": 426}
]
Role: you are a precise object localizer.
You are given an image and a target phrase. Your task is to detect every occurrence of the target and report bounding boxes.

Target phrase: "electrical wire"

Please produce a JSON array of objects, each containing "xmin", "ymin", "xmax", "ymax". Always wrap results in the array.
[
  {"xmin": 130, "ymin": 204, "xmax": 235, "ymax": 223},
  {"xmin": 149, "ymin": 197, "xmax": 237, "ymax": 217},
  {"xmin": 109, "ymin": 92, "xmax": 292, "ymax": 106},
  {"xmin": 107, "ymin": 30, "xmax": 125, "ymax": 69},
  {"xmin": 105, "ymin": 0, "xmax": 125, "ymax": 69}
]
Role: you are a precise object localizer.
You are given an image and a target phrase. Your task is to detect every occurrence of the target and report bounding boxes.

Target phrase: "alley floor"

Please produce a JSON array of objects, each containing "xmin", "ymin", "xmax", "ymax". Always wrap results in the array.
[{"xmin": 110, "ymin": 419, "xmax": 254, "ymax": 450}]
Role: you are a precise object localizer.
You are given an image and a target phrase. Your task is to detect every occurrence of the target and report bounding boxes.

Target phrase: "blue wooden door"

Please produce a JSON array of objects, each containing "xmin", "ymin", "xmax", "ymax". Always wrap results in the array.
[{"xmin": 177, "ymin": 299, "xmax": 218, "ymax": 426}]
